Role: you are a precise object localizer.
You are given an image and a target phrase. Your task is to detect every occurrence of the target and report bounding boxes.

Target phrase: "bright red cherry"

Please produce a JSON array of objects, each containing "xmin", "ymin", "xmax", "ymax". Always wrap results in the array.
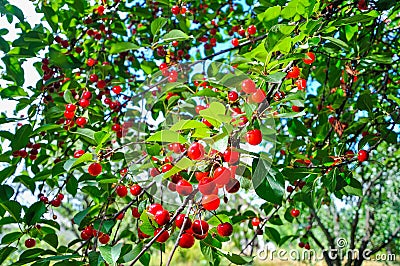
[
  {"xmin": 116, "ymin": 185, "xmax": 128, "ymax": 197},
  {"xmin": 130, "ymin": 184, "xmax": 142, "ymax": 196},
  {"xmin": 25, "ymin": 238, "xmax": 36, "ymax": 248},
  {"xmin": 178, "ymin": 233, "xmax": 195, "ymax": 248},
  {"xmin": 290, "ymin": 208, "xmax": 300, "ymax": 218},
  {"xmin": 201, "ymin": 194, "xmax": 220, "ymax": 211},
  {"xmin": 176, "ymin": 179, "xmax": 193, "ymax": 196},
  {"xmin": 65, "ymin": 104, "xmax": 76, "ymax": 112},
  {"xmin": 76, "ymin": 117, "xmax": 87, "ymax": 127},
  {"xmin": 251, "ymin": 89, "xmax": 266, "ymax": 103},
  {"xmin": 79, "ymin": 98, "xmax": 90, "ymax": 108},
  {"xmin": 172, "ymin": 40, "xmax": 179, "ymax": 47},
  {"xmin": 111, "ymin": 124, "xmax": 121, "ymax": 132},
  {"xmin": 223, "ymin": 148, "xmax": 239, "ymax": 164},
  {"xmin": 51, "ymin": 198, "xmax": 61, "ymax": 207},
  {"xmin": 112, "ymin": 85, "xmax": 122, "ymax": 94},
  {"xmin": 192, "ymin": 219, "xmax": 209, "ymax": 235},
  {"xmin": 292, "ymin": 106, "xmax": 302, "ymax": 112},
  {"xmin": 150, "ymin": 168, "xmax": 161, "ymax": 177},
  {"xmin": 231, "ymin": 38, "xmax": 239, "ymax": 47},
  {"xmin": 82, "ymin": 91, "xmax": 92, "ymax": 100},
  {"xmin": 304, "ymin": 243, "xmax": 311, "ymax": 250},
  {"xmin": 154, "ymin": 209, "xmax": 170, "ymax": 226},
  {"xmin": 74, "ymin": 149, "xmax": 85, "ymax": 158},
  {"xmin": 161, "ymin": 164, "xmax": 173, "ymax": 173},
  {"xmin": 81, "ymin": 231, "xmax": 91, "ymax": 240},
  {"xmin": 286, "ymin": 66, "xmax": 300, "ymax": 79},
  {"xmin": 187, "ymin": 142, "xmax": 205, "ymax": 160},
  {"xmin": 303, "ymin": 52, "xmax": 315, "ymax": 65},
  {"xmin": 64, "ymin": 111, "xmax": 75, "ymax": 119},
  {"xmin": 246, "ymin": 129, "xmax": 262, "ymax": 145},
  {"xmin": 97, "ymin": 80, "xmax": 106, "ymax": 89},
  {"xmin": 228, "ymin": 91, "xmax": 239, "ymax": 102},
  {"xmin": 87, "ymin": 58, "xmax": 97, "ymax": 67},
  {"xmin": 175, "ymin": 214, "xmax": 192, "ymax": 230},
  {"xmin": 195, "ymin": 171, "xmax": 209, "ymax": 181},
  {"xmin": 99, "ymin": 233, "xmax": 110, "ymax": 244},
  {"xmin": 295, "ymin": 78, "xmax": 307, "ymax": 90},
  {"xmin": 241, "ymin": 79, "xmax": 257, "ymax": 94},
  {"xmin": 251, "ymin": 217, "xmax": 260, "ymax": 227},
  {"xmin": 195, "ymin": 105, "xmax": 206, "ymax": 114},
  {"xmin": 154, "ymin": 228, "xmax": 169, "ymax": 243},
  {"xmin": 213, "ymin": 167, "xmax": 231, "ymax": 186},
  {"xmin": 357, "ymin": 150, "xmax": 369, "ymax": 162},
  {"xmin": 147, "ymin": 203, "xmax": 163, "ymax": 215},
  {"xmin": 89, "ymin": 74, "xmax": 98, "ymax": 82},
  {"xmin": 88, "ymin": 162, "xmax": 102, "ymax": 176},
  {"xmin": 171, "ymin": 5, "xmax": 180, "ymax": 15},
  {"xmin": 198, "ymin": 177, "xmax": 216, "ymax": 195},
  {"xmin": 217, "ymin": 222, "xmax": 233, "ymax": 237},
  {"xmin": 247, "ymin": 25, "xmax": 257, "ymax": 35},
  {"xmin": 116, "ymin": 212, "xmax": 125, "ymax": 220},
  {"xmin": 159, "ymin": 63, "xmax": 168, "ymax": 70}
]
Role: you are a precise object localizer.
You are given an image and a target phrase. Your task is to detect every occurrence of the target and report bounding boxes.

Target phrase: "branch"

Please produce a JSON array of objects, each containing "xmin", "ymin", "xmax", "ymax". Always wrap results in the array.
[
  {"xmin": 129, "ymin": 189, "xmax": 199, "ymax": 266},
  {"xmin": 366, "ymin": 226, "xmax": 400, "ymax": 257},
  {"xmin": 308, "ymin": 231, "xmax": 334, "ymax": 266}
]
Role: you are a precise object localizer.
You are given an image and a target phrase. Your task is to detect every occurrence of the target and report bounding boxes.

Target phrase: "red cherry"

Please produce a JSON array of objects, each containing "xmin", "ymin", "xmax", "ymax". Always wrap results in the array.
[
  {"xmin": 171, "ymin": 5, "xmax": 180, "ymax": 15},
  {"xmin": 154, "ymin": 228, "xmax": 169, "ymax": 243},
  {"xmin": 198, "ymin": 177, "xmax": 216, "ymax": 195},
  {"xmin": 286, "ymin": 66, "xmax": 300, "ymax": 79},
  {"xmin": 303, "ymin": 52, "xmax": 315, "ymax": 65},
  {"xmin": 304, "ymin": 243, "xmax": 311, "ymax": 250},
  {"xmin": 299, "ymin": 242, "xmax": 305, "ymax": 248},
  {"xmin": 238, "ymin": 28, "xmax": 246, "ymax": 36},
  {"xmin": 130, "ymin": 184, "xmax": 142, "ymax": 196},
  {"xmin": 178, "ymin": 233, "xmax": 195, "ymax": 248},
  {"xmin": 225, "ymin": 178, "xmax": 240, "ymax": 193},
  {"xmin": 81, "ymin": 231, "xmax": 91, "ymax": 240},
  {"xmin": 82, "ymin": 91, "xmax": 92, "ymax": 100},
  {"xmin": 295, "ymin": 78, "xmax": 307, "ymax": 90},
  {"xmin": 88, "ymin": 162, "xmax": 102, "ymax": 176},
  {"xmin": 57, "ymin": 193, "xmax": 64, "ymax": 200},
  {"xmin": 87, "ymin": 58, "xmax": 97, "ymax": 67},
  {"xmin": 150, "ymin": 168, "xmax": 161, "ymax": 177},
  {"xmin": 138, "ymin": 228, "xmax": 150, "ymax": 239},
  {"xmin": 97, "ymin": 5, "xmax": 105, "ymax": 15},
  {"xmin": 292, "ymin": 106, "xmax": 302, "ymax": 112},
  {"xmin": 97, "ymin": 80, "xmax": 106, "ymax": 89},
  {"xmin": 247, "ymin": 25, "xmax": 257, "ymax": 35},
  {"xmin": 195, "ymin": 171, "xmax": 209, "ymax": 181},
  {"xmin": 116, "ymin": 212, "xmax": 125, "ymax": 220},
  {"xmin": 251, "ymin": 89, "xmax": 266, "ymax": 103},
  {"xmin": 241, "ymin": 79, "xmax": 256, "ymax": 94},
  {"xmin": 290, "ymin": 208, "xmax": 300, "ymax": 218},
  {"xmin": 251, "ymin": 217, "xmax": 260, "ymax": 227},
  {"xmin": 161, "ymin": 164, "xmax": 173, "ymax": 173},
  {"xmin": 111, "ymin": 124, "xmax": 121, "ymax": 132},
  {"xmin": 172, "ymin": 40, "xmax": 179, "ymax": 47},
  {"xmin": 147, "ymin": 203, "xmax": 163, "ymax": 215},
  {"xmin": 228, "ymin": 91, "xmax": 239, "ymax": 102},
  {"xmin": 357, "ymin": 150, "xmax": 368, "ymax": 162},
  {"xmin": 32, "ymin": 143, "xmax": 41, "ymax": 149},
  {"xmin": 89, "ymin": 74, "xmax": 98, "ymax": 82},
  {"xmin": 246, "ymin": 129, "xmax": 262, "ymax": 145},
  {"xmin": 112, "ymin": 85, "xmax": 122, "ymax": 94},
  {"xmin": 51, "ymin": 198, "xmax": 61, "ymax": 207},
  {"xmin": 116, "ymin": 185, "xmax": 128, "ymax": 197},
  {"xmin": 175, "ymin": 214, "xmax": 192, "ymax": 230},
  {"xmin": 286, "ymin": 186, "xmax": 294, "ymax": 192},
  {"xmin": 65, "ymin": 104, "xmax": 76, "ymax": 112},
  {"xmin": 74, "ymin": 149, "xmax": 85, "ymax": 158},
  {"xmin": 231, "ymin": 38, "xmax": 239, "ymax": 47},
  {"xmin": 345, "ymin": 150, "xmax": 355, "ymax": 158},
  {"xmin": 99, "ymin": 234, "xmax": 110, "ymax": 244},
  {"xmin": 159, "ymin": 63, "xmax": 168, "ymax": 70},
  {"xmin": 217, "ymin": 222, "xmax": 233, "ymax": 237},
  {"xmin": 192, "ymin": 219, "xmax": 209, "ymax": 235},
  {"xmin": 187, "ymin": 142, "xmax": 205, "ymax": 160},
  {"xmin": 79, "ymin": 98, "xmax": 90, "ymax": 108},
  {"xmin": 132, "ymin": 207, "xmax": 141, "ymax": 218},
  {"xmin": 64, "ymin": 111, "xmax": 75, "ymax": 119},
  {"xmin": 223, "ymin": 148, "xmax": 240, "ymax": 164},
  {"xmin": 176, "ymin": 179, "xmax": 193, "ymax": 196},
  {"xmin": 154, "ymin": 209, "xmax": 170, "ymax": 226},
  {"xmin": 76, "ymin": 117, "xmax": 87, "ymax": 127},
  {"xmin": 213, "ymin": 167, "xmax": 231, "ymax": 186},
  {"xmin": 195, "ymin": 105, "xmax": 206, "ymax": 114},
  {"xmin": 25, "ymin": 238, "xmax": 36, "ymax": 248},
  {"xmin": 202, "ymin": 194, "xmax": 220, "ymax": 211}
]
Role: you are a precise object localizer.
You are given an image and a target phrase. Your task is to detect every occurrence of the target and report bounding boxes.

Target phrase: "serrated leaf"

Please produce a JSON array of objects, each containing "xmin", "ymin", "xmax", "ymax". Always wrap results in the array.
[
  {"xmin": 151, "ymin": 17, "xmax": 168, "ymax": 37},
  {"xmin": 109, "ymin": 42, "xmax": 140, "ymax": 54},
  {"xmin": 11, "ymin": 124, "xmax": 32, "ymax": 151},
  {"xmin": 253, "ymin": 160, "xmax": 285, "ymax": 205},
  {"xmin": 162, "ymin": 30, "xmax": 190, "ymax": 42},
  {"xmin": 24, "ymin": 201, "xmax": 46, "ymax": 226}
]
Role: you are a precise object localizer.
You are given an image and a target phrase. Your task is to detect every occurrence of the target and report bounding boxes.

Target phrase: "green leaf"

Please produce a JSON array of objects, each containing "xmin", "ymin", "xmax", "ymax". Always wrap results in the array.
[
  {"xmin": 220, "ymin": 251, "xmax": 253, "ymax": 265},
  {"xmin": 49, "ymin": 48, "xmax": 81, "ymax": 69},
  {"xmin": 99, "ymin": 243, "xmax": 122, "ymax": 265},
  {"xmin": 24, "ymin": 201, "xmax": 46, "ymax": 226},
  {"xmin": 199, "ymin": 102, "xmax": 231, "ymax": 127},
  {"xmin": 1, "ymin": 231, "xmax": 23, "ymax": 244},
  {"xmin": 0, "ymin": 130, "xmax": 14, "ymax": 140},
  {"xmin": 73, "ymin": 207, "xmax": 91, "ymax": 226},
  {"xmin": 0, "ymin": 200, "xmax": 22, "ymax": 222},
  {"xmin": 264, "ymin": 227, "xmax": 280, "ymax": 244},
  {"xmin": 63, "ymin": 153, "xmax": 93, "ymax": 172},
  {"xmin": 344, "ymin": 178, "xmax": 363, "ymax": 197},
  {"xmin": 151, "ymin": 17, "xmax": 168, "ymax": 37},
  {"xmin": 170, "ymin": 120, "xmax": 208, "ymax": 131},
  {"xmin": 357, "ymin": 92, "xmax": 373, "ymax": 111},
  {"xmin": 322, "ymin": 37, "xmax": 349, "ymax": 50},
  {"xmin": 63, "ymin": 90, "xmax": 74, "ymax": 104},
  {"xmin": 66, "ymin": 175, "xmax": 78, "ymax": 196},
  {"xmin": 0, "ymin": 185, "xmax": 14, "ymax": 202},
  {"xmin": 332, "ymin": 11, "xmax": 379, "ymax": 26},
  {"xmin": 264, "ymin": 72, "xmax": 286, "ymax": 83},
  {"xmin": 207, "ymin": 214, "xmax": 231, "ymax": 226},
  {"xmin": 288, "ymin": 119, "xmax": 308, "ymax": 136},
  {"xmin": 73, "ymin": 128, "xmax": 97, "ymax": 145},
  {"xmin": 258, "ymin": 6, "xmax": 281, "ymax": 22},
  {"xmin": 0, "ymin": 166, "xmax": 17, "ymax": 183},
  {"xmin": 11, "ymin": 124, "xmax": 32, "ymax": 151},
  {"xmin": 253, "ymin": 160, "xmax": 285, "ymax": 205},
  {"xmin": 139, "ymin": 212, "xmax": 155, "ymax": 236},
  {"xmin": 146, "ymin": 130, "xmax": 188, "ymax": 144},
  {"xmin": 109, "ymin": 42, "xmax": 140, "ymax": 54},
  {"xmin": 0, "ymin": 247, "xmax": 17, "ymax": 265},
  {"xmin": 162, "ymin": 157, "xmax": 194, "ymax": 179},
  {"xmin": 43, "ymin": 234, "xmax": 58, "ymax": 249},
  {"xmin": 32, "ymin": 124, "xmax": 61, "ymax": 135},
  {"xmin": 162, "ymin": 30, "xmax": 190, "ymax": 42}
]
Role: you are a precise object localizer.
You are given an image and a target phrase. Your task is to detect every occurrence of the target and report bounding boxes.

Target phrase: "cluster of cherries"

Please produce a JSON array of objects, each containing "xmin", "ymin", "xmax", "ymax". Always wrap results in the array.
[
  {"xmin": 12, "ymin": 143, "xmax": 41, "ymax": 161},
  {"xmin": 231, "ymin": 24, "xmax": 257, "ymax": 47},
  {"xmin": 80, "ymin": 225, "xmax": 110, "ymax": 244},
  {"xmin": 38, "ymin": 192, "xmax": 65, "ymax": 208}
]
